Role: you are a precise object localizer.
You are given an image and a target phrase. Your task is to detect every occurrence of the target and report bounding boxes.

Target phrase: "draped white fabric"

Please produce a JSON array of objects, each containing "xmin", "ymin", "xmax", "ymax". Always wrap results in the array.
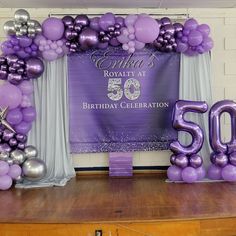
[
  {"xmin": 179, "ymin": 53, "xmax": 213, "ymax": 167},
  {"xmin": 16, "ymin": 57, "xmax": 75, "ymax": 188}
]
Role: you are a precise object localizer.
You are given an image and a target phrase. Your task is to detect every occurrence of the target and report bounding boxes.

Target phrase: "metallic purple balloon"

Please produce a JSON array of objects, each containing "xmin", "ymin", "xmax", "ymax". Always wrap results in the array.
[
  {"xmin": 0, "ymin": 143, "xmax": 12, "ymax": 152},
  {"xmin": 160, "ymin": 17, "xmax": 171, "ymax": 26},
  {"xmin": 7, "ymin": 73, "xmax": 23, "ymax": 85},
  {"xmin": 64, "ymin": 29, "xmax": 78, "ymax": 40},
  {"xmin": 0, "ymin": 70, "xmax": 8, "ymax": 80},
  {"xmin": 170, "ymin": 100, "xmax": 208, "ymax": 155},
  {"xmin": 26, "ymin": 58, "xmax": 44, "ymax": 79},
  {"xmin": 90, "ymin": 17, "xmax": 100, "ymax": 31},
  {"xmin": 62, "ymin": 15, "xmax": 74, "ymax": 26},
  {"xmin": 2, "ymin": 129, "xmax": 14, "ymax": 142},
  {"xmin": 15, "ymin": 133, "xmax": 27, "ymax": 143},
  {"xmin": 115, "ymin": 17, "xmax": 124, "ymax": 27},
  {"xmin": 17, "ymin": 142, "xmax": 25, "ymax": 150},
  {"xmin": 74, "ymin": 15, "xmax": 89, "ymax": 27},
  {"xmin": 214, "ymin": 153, "xmax": 228, "ymax": 168},
  {"xmin": 6, "ymin": 55, "xmax": 18, "ymax": 64},
  {"xmin": 79, "ymin": 28, "xmax": 99, "ymax": 50},
  {"xmin": 189, "ymin": 154, "xmax": 203, "ymax": 168},
  {"xmin": 175, "ymin": 154, "xmax": 189, "ymax": 169},
  {"xmin": 9, "ymin": 138, "xmax": 18, "ymax": 147},
  {"xmin": 163, "ymin": 24, "xmax": 175, "ymax": 35},
  {"xmin": 173, "ymin": 23, "xmax": 183, "ymax": 33},
  {"xmin": 209, "ymin": 100, "xmax": 236, "ymax": 154},
  {"xmin": 210, "ymin": 152, "xmax": 216, "ymax": 164},
  {"xmin": 170, "ymin": 154, "xmax": 176, "ymax": 165},
  {"xmin": 229, "ymin": 152, "xmax": 236, "ymax": 166}
]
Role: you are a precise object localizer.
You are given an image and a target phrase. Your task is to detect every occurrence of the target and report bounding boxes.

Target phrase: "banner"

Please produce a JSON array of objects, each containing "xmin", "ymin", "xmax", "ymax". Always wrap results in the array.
[{"xmin": 68, "ymin": 47, "xmax": 180, "ymax": 153}]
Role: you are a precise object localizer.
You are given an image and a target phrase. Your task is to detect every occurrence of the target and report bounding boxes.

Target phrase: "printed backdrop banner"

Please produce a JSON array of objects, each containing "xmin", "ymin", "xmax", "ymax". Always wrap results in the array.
[{"xmin": 68, "ymin": 47, "xmax": 180, "ymax": 153}]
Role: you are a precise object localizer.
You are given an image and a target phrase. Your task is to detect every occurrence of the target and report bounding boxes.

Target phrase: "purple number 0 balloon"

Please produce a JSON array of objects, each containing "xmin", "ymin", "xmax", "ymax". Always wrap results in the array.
[
  {"xmin": 209, "ymin": 100, "xmax": 236, "ymax": 154},
  {"xmin": 170, "ymin": 100, "xmax": 208, "ymax": 155}
]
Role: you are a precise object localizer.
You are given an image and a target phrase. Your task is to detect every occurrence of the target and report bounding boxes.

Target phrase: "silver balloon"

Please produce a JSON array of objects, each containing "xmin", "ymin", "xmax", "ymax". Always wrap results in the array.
[
  {"xmin": 0, "ymin": 152, "xmax": 9, "ymax": 161},
  {"xmin": 3, "ymin": 21, "xmax": 16, "ymax": 35},
  {"xmin": 24, "ymin": 145, "xmax": 38, "ymax": 158},
  {"xmin": 35, "ymin": 25, "xmax": 42, "ymax": 34},
  {"xmin": 19, "ymin": 26, "xmax": 28, "ymax": 35},
  {"xmin": 16, "ymin": 31, "xmax": 23, "ymax": 36},
  {"xmin": 27, "ymin": 26, "xmax": 36, "ymax": 35},
  {"xmin": 22, "ymin": 158, "xmax": 47, "ymax": 181},
  {"xmin": 14, "ymin": 21, "xmax": 22, "ymax": 30},
  {"xmin": 27, "ymin": 19, "xmax": 36, "ymax": 27},
  {"xmin": 6, "ymin": 158, "xmax": 14, "ymax": 166},
  {"xmin": 10, "ymin": 149, "xmax": 26, "ymax": 165},
  {"xmin": 14, "ymin": 9, "xmax": 30, "ymax": 23}
]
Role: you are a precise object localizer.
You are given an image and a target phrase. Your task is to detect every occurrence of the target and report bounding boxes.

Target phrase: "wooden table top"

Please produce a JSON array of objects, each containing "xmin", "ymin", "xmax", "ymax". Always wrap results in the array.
[{"xmin": 0, "ymin": 174, "xmax": 236, "ymax": 223}]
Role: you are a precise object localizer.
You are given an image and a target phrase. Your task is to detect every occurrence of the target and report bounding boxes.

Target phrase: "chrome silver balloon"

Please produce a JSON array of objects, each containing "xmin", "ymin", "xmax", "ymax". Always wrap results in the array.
[
  {"xmin": 15, "ymin": 175, "xmax": 24, "ymax": 183},
  {"xmin": 14, "ymin": 9, "xmax": 30, "ymax": 23},
  {"xmin": 16, "ymin": 31, "xmax": 23, "ymax": 36},
  {"xmin": 27, "ymin": 19, "xmax": 36, "ymax": 27},
  {"xmin": 0, "ymin": 152, "xmax": 9, "ymax": 161},
  {"xmin": 22, "ymin": 158, "xmax": 47, "ymax": 181},
  {"xmin": 24, "ymin": 145, "xmax": 38, "ymax": 158},
  {"xmin": 28, "ymin": 33, "xmax": 36, "ymax": 38},
  {"xmin": 35, "ymin": 25, "xmax": 42, "ymax": 34},
  {"xmin": 19, "ymin": 26, "xmax": 28, "ymax": 35},
  {"xmin": 13, "ymin": 21, "xmax": 23, "ymax": 30},
  {"xmin": 10, "ymin": 149, "xmax": 26, "ymax": 165},
  {"xmin": 3, "ymin": 21, "xmax": 16, "ymax": 35},
  {"xmin": 27, "ymin": 26, "xmax": 36, "ymax": 35}
]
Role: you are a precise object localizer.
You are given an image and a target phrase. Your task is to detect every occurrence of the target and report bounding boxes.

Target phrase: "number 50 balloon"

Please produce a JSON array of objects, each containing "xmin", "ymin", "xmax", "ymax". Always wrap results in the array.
[{"xmin": 170, "ymin": 100, "xmax": 208, "ymax": 155}]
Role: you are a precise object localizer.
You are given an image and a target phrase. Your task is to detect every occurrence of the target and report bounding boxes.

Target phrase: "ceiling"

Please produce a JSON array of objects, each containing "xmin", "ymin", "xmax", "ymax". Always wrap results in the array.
[{"xmin": 0, "ymin": 0, "xmax": 236, "ymax": 8}]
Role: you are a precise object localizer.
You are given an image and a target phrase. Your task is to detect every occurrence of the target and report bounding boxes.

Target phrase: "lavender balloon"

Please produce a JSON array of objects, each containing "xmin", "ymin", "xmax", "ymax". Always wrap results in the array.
[
  {"xmin": 0, "ymin": 175, "xmax": 12, "ymax": 190},
  {"xmin": 222, "ymin": 164, "xmax": 236, "ymax": 182},
  {"xmin": 6, "ymin": 108, "xmax": 23, "ymax": 125},
  {"xmin": 99, "ymin": 13, "xmax": 115, "ymax": 31},
  {"xmin": 167, "ymin": 165, "xmax": 182, "ymax": 181},
  {"xmin": 0, "ymin": 161, "xmax": 9, "ymax": 176},
  {"xmin": 42, "ymin": 17, "xmax": 64, "ymax": 40},
  {"xmin": 195, "ymin": 166, "xmax": 206, "ymax": 180},
  {"xmin": 181, "ymin": 167, "xmax": 198, "ymax": 183},
  {"xmin": 207, "ymin": 164, "xmax": 222, "ymax": 180}
]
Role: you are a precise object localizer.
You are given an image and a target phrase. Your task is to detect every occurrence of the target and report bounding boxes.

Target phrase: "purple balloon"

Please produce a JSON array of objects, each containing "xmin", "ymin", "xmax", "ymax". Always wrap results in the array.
[
  {"xmin": 6, "ymin": 108, "xmax": 23, "ymax": 125},
  {"xmin": 74, "ymin": 15, "xmax": 89, "ymax": 27},
  {"xmin": 17, "ymin": 142, "xmax": 26, "ymax": 150},
  {"xmin": 26, "ymin": 58, "xmax": 44, "ymax": 79},
  {"xmin": 42, "ymin": 17, "xmax": 65, "ymax": 41},
  {"xmin": 62, "ymin": 15, "xmax": 74, "ymax": 26},
  {"xmin": 0, "ymin": 83, "xmax": 22, "ymax": 109},
  {"xmin": 167, "ymin": 165, "xmax": 182, "ymax": 181},
  {"xmin": 42, "ymin": 49, "xmax": 58, "ymax": 61},
  {"xmin": 207, "ymin": 164, "xmax": 222, "ymax": 180},
  {"xmin": 0, "ymin": 161, "xmax": 9, "ymax": 176},
  {"xmin": 0, "ymin": 175, "xmax": 12, "ymax": 190},
  {"xmin": 18, "ymin": 80, "xmax": 34, "ymax": 95},
  {"xmin": 97, "ymin": 42, "xmax": 109, "ymax": 49},
  {"xmin": 5, "ymin": 55, "xmax": 18, "ymax": 64},
  {"xmin": 109, "ymin": 38, "xmax": 120, "ymax": 47},
  {"xmin": 170, "ymin": 100, "xmax": 208, "ymax": 155},
  {"xmin": 9, "ymin": 138, "xmax": 18, "ymax": 147},
  {"xmin": 0, "ymin": 70, "xmax": 8, "ymax": 80},
  {"xmin": 214, "ymin": 153, "xmax": 228, "ymax": 167},
  {"xmin": 222, "ymin": 164, "xmax": 236, "ymax": 181},
  {"xmin": 181, "ymin": 167, "xmax": 198, "ymax": 183},
  {"xmin": 189, "ymin": 154, "xmax": 203, "ymax": 168},
  {"xmin": 15, "ymin": 121, "xmax": 32, "ymax": 134},
  {"xmin": 195, "ymin": 166, "xmax": 206, "ymax": 180},
  {"xmin": 163, "ymin": 24, "xmax": 175, "ymax": 35},
  {"xmin": 124, "ymin": 14, "xmax": 138, "ymax": 27},
  {"xmin": 175, "ymin": 154, "xmax": 189, "ymax": 169},
  {"xmin": 176, "ymin": 41, "xmax": 188, "ymax": 53},
  {"xmin": 197, "ymin": 24, "xmax": 210, "ymax": 37},
  {"xmin": 209, "ymin": 100, "xmax": 236, "ymax": 154},
  {"xmin": 134, "ymin": 16, "xmax": 159, "ymax": 43},
  {"xmin": 18, "ymin": 36, "xmax": 32, "ymax": 47},
  {"xmin": 184, "ymin": 18, "xmax": 198, "ymax": 30},
  {"xmin": 99, "ymin": 13, "xmax": 116, "ymax": 31},
  {"xmin": 79, "ymin": 28, "xmax": 99, "ymax": 50},
  {"xmin": 115, "ymin": 17, "xmax": 125, "ymax": 27},
  {"xmin": 90, "ymin": 17, "xmax": 100, "ymax": 31},
  {"xmin": 202, "ymin": 37, "xmax": 213, "ymax": 52},
  {"xmin": 8, "ymin": 164, "xmax": 21, "ymax": 179},
  {"xmin": 188, "ymin": 30, "xmax": 203, "ymax": 46},
  {"xmin": 22, "ymin": 106, "xmax": 36, "ymax": 122},
  {"xmin": 7, "ymin": 73, "xmax": 23, "ymax": 85}
]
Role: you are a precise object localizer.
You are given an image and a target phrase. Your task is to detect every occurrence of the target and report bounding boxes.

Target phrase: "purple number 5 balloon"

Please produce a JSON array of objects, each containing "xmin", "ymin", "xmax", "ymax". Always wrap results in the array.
[{"xmin": 170, "ymin": 100, "xmax": 208, "ymax": 155}]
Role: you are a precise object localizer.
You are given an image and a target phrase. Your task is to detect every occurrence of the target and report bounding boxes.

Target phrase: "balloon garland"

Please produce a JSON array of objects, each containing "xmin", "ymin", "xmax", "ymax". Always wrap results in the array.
[{"xmin": 0, "ymin": 9, "xmax": 215, "ymax": 189}]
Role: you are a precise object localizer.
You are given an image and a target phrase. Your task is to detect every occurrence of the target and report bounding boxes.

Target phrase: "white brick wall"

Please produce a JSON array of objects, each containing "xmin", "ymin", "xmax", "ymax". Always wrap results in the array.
[{"xmin": 0, "ymin": 8, "xmax": 235, "ymax": 168}]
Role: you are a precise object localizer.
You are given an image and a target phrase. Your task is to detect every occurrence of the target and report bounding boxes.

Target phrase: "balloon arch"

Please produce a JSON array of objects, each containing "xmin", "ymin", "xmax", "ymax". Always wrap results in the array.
[{"xmin": 0, "ymin": 9, "xmax": 214, "ymax": 190}]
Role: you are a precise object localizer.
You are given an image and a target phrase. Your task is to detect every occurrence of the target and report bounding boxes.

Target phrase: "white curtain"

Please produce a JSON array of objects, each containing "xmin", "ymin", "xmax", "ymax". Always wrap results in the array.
[
  {"xmin": 179, "ymin": 53, "xmax": 213, "ymax": 167},
  {"xmin": 16, "ymin": 57, "xmax": 75, "ymax": 188}
]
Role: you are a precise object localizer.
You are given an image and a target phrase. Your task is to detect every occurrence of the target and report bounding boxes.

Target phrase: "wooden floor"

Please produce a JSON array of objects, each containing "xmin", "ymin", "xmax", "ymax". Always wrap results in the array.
[{"xmin": 1, "ymin": 173, "xmax": 236, "ymax": 235}]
